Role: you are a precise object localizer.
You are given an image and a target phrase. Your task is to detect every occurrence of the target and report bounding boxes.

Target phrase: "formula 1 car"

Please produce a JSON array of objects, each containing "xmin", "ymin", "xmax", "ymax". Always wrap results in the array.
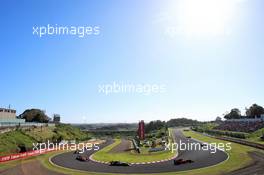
[
  {"xmin": 173, "ymin": 159, "xmax": 194, "ymax": 165},
  {"xmin": 74, "ymin": 149, "xmax": 82, "ymax": 154},
  {"xmin": 109, "ymin": 161, "xmax": 130, "ymax": 166},
  {"xmin": 76, "ymin": 155, "xmax": 89, "ymax": 162},
  {"xmin": 186, "ymin": 136, "xmax": 191, "ymax": 139},
  {"xmin": 200, "ymin": 143, "xmax": 206, "ymax": 147},
  {"xmin": 261, "ymin": 135, "xmax": 264, "ymax": 140}
]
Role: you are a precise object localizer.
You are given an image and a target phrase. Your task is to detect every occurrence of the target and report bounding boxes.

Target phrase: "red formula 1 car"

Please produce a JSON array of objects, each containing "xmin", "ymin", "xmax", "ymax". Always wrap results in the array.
[
  {"xmin": 173, "ymin": 159, "xmax": 194, "ymax": 165},
  {"xmin": 76, "ymin": 155, "xmax": 89, "ymax": 162}
]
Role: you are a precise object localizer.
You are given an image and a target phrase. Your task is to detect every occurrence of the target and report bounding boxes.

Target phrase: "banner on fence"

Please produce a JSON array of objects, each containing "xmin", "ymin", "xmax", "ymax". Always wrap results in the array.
[{"xmin": 0, "ymin": 149, "xmax": 54, "ymax": 163}]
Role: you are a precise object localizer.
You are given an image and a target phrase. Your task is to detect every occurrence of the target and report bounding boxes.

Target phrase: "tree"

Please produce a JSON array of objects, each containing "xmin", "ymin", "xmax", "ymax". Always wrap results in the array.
[
  {"xmin": 215, "ymin": 116, "xmax": 222, "ymax": 122},
  {"xmin": 19, "ymin": 109, "xmax": 50, "ymax": 123},
  {"xmin": 224, "ymin": 108, "xmax": 241, "ymax": 119},
  {"xmin": 145, "ymin": 120, "xmax": 166, "ymax": 133},
  {"xmin": 166, "ymin": 118, "xmax": 200, "ymax": 127},
  {"xmin": 245, "ymin": 104, "xmax": 264, "ymax": 118}
]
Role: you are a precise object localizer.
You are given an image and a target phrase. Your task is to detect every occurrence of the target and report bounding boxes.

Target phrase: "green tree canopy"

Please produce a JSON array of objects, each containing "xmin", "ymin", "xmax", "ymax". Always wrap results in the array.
[
  {"xmin": 145, "ymin": 120, "xmax": 166, "ymax": 133},
  {"xmin": 19, "ymin": 109, "xmax": 50, "ymax": 123},
  {"xmin": 245, "ymin": 104, "xmax": 264, "ymax": 118},
  {"xmin": 224, "ymin": 108, "xmax": 242, "ymax": 119},
  {"xmin": 166, "ymin": 118, "xmax": 200, "ymax": 127}
]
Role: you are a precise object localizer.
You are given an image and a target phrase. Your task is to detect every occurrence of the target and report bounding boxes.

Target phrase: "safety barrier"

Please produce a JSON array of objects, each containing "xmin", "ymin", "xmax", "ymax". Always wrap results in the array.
[
  {"xmin": 215, "ymin": 136, "xmax": 264, "ymax": 150},
  {"xmin": 132, "ymin": 139, "xmax": 140, "ymax": 153},
  {"xmin": 0, "ymin": 149, "xmax": 55, "ymax": 163}
]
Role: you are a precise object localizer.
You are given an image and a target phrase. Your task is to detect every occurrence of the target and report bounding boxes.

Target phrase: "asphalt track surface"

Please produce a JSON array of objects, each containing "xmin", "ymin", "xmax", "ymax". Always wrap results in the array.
[
  {"xmin": 51, "ymin": 129, "xmax": 228, "ymax": 174},
  {"xmin": 109, "ymin": 139, "xmax": 132, "ymax": 153}
]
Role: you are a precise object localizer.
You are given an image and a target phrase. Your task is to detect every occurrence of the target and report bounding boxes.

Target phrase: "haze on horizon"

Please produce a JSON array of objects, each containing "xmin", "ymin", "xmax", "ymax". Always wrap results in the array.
[{"xmin": 1, "ymin": 0, "xmax": 264, "ymax": 123}]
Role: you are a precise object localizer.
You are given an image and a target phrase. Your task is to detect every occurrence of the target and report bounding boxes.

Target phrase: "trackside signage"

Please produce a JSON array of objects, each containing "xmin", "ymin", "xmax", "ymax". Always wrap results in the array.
[
  {"xmin": 0, "ymin": 141, "xmax": 101, "ymax": 163},
  {"xmin": 0, "ymin": 149, "xmax": 54, "ymax": 163}
]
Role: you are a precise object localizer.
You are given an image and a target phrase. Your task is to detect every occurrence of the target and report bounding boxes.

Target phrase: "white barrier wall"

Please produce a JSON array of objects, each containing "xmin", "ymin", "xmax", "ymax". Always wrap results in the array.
[
  {"xmin": 226, "ymin": 117, "xmax": 264, "ymax": 122},
  {"xmin": 0, "ymin": 122, "xmax": 55, "ymax": 127}
]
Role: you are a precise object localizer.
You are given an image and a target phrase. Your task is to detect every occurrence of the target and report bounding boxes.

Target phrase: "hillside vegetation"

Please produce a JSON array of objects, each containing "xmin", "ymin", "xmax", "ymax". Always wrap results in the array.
[
  {"xmin": 247, "ymin": 128, "xmax": 264, "ymax": 143},
  {"xmin": 0, "ymin": 124, "xmax": 90, "ymax": 156},
  {"xmin": 192, "ymin": 123, "xmax": 264, "ymax": 143},
  {"xmin": 0, "ymin": 130, "xmax": 35, "ymax": 156}
]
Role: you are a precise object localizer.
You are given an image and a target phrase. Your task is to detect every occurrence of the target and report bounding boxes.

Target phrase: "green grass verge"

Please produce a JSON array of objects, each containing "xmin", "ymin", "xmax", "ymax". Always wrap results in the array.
[
  {"xmin": 176, "ymin": 130, "xmax": 257, "ymax": 175},
  {"xmin": 0, "ymin": 156, "xmax": 36, "ymax": 171},
  {"xmin": 92, "ymin": 139, "xmax": 175, "ymax": 163},
  {"xmin": 22, "ymin": 126, "xmax": 56, "ymax": 142},
  {"xmin": 0, "ymin": 130, "xmax": 37, "ymax": 156},
  {"xmin": 39, "ymin": 151, "xmax": 111, "ymax": 175},
  {"xmin": 1, "ymin": 130, "xmax": 261, "ymax": 175},
  {"xmin": 0, "ymin": 151, "xmax": 113, "ymax": 175},
  {"xmin": 246, "ymin": 128, "xmax": 264, "ymax": 144},
  {"xmin": 39, "ymin": 131, "xmax": 261, "ymax": 175},
  {"xmin": 194, "ymin": 123, "xmax": 264, "ymax": 145},
  {"xmin": 0, "ymin": 124, "xmax": 91, "ymax": 156}
]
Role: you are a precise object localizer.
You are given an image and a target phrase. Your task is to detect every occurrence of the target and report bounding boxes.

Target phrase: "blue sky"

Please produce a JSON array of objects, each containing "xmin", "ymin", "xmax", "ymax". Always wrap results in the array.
[{"xmin": 1, "ymin": 0, "xmax": 264, "ymax": 123}]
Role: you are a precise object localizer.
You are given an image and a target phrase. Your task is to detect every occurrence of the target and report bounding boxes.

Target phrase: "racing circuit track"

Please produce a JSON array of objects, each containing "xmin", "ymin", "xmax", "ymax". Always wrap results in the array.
[{"xmin": 50, "ymin": 129, "xmax": 228, "ymax": 174}]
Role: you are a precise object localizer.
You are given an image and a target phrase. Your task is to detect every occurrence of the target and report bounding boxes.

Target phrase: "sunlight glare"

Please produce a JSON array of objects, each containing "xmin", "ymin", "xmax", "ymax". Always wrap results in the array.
[{"xmin": 177, "ymin": 0, "xmax": 238, "ymax": 38}]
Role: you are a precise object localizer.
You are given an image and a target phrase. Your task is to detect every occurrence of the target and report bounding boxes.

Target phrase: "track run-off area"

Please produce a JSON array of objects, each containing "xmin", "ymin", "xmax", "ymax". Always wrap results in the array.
[{"xmin": 50, "ymin": 129, "xmax": 228, "ymax": 174}]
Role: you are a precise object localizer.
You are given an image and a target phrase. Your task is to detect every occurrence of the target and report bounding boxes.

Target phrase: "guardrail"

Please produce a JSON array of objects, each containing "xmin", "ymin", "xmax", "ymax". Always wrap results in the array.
[
  {"xmin": 132, "ymin": 139, "xmax": 140, "ymax": 153},
  {"xmin": 194, "ymin": 130, "xmax": 264, "ymax": 150},
  {"xmin": 214, "ymin": 136, "xmax": 264, "ymax": 150},
  {"xmin": 0, "ymin": 122, "xmax": 55, "ymax": 128}
]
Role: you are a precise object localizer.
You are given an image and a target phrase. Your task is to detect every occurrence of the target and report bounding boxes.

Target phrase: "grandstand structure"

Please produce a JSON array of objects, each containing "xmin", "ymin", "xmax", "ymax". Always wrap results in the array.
[
  {"xmin": 0, "ymin": 108, "xmax": 25, "ymax": 124},
  {"xmin": 0, "ymin": 107, "xmax": 55, "ymax": 129},
  {"xmin": 215, "ymin": 115, "xmax": 264, "ymax": 133}
]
